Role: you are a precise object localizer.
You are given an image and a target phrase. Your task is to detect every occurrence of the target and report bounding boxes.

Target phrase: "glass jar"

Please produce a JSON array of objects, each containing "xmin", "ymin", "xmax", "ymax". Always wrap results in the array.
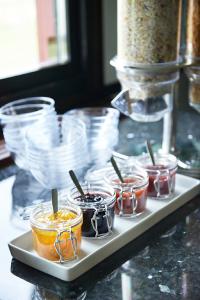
[
  {"xmin": 117, "ymin": 0, "xmax": 182, "ymax": 66},
  {"xmin": 30, "ymin": 202, "xmax": 83, "ymax": 263},
  {"xmin": 137, "ymin": 153, "xmax": 178, "ymax": 199},
  {"xmin": 105, "ymin": 166, "xmax": 148, "ymax": 217},
  {"xmin": 67, "ymin": 183, "xmax": 116, "ymax": 239}
]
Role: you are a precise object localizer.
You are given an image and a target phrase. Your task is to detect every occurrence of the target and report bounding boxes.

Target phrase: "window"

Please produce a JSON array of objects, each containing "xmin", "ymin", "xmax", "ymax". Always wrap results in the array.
[
  {"xmin": 0, "ymin": 0, "xmax": 83, "ymax": 108},
  {"xmin": 0, "ymin": 0, "xmax": 119, "ymax": 112},
  {"xmin": 0, "ymin": 0, "xmax": 68, "ymax": 79}
]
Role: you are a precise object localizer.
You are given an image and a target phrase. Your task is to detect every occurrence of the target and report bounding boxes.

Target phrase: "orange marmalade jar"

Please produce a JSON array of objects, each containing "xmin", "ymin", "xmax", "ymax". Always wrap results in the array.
[{"xmin": 30, "ymin": 202, "xmax": 82, "ymax": 262}]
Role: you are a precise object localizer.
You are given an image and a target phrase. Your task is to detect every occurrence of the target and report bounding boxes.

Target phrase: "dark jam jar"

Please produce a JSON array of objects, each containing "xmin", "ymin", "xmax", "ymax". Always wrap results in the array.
[
  {"xmin": 138, "ymin": 153, "xmax": 178, "ymax": 199},
  {"xmin": 67, "ymin": 184, "xmax": 116, "ymax": 238},
  {"xmin": 105, "ymin": 166, "xmax": 149, "ymax": 217}
]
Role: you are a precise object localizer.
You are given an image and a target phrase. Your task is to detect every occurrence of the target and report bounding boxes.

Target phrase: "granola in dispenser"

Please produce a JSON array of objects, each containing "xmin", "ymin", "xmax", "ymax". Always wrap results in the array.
[
  {"xmin": 117, "ymin": 0, "xmax": 182, "ymax": 65},
  {"xmin": 186, "ymin": 0, "xmax": 200, "ymax": 60}
]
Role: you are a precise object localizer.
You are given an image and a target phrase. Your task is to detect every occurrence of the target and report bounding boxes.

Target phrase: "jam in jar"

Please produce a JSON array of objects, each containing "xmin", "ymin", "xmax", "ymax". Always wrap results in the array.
[
  {"xmin": 30, "ymin": 202, "xmax": 82, "ymax": 262},
  {"xmin": 67, "ymin": 183, "xmax": 115, "ymax": 238},
  {"xmin": 105, "ymin": 165, "xmax": 148, "ymax": 217},
  {"xmin": 137, "ymin": 153, "xmax": 178, "ymax": 199}
]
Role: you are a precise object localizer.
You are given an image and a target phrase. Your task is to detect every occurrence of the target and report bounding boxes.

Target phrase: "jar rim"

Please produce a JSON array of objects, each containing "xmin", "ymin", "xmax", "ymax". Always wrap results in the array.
[
  {"xmin": 105, "ymin": 166, "xmax": 149, "ymax": 190},
  {"xmin": 30, "ymin": 201, "xmax": 82, "ymax": 230},
  {"xmin": 137, "ymin": 153, "xmax": 178, "ymax": 172},
  {"xmin": 64, "ymin": 107, "xmax": 120, "ymax": 118},
  {"xmin": 67, "ymin": 183, "xmax": 116, "ymax": 209}
]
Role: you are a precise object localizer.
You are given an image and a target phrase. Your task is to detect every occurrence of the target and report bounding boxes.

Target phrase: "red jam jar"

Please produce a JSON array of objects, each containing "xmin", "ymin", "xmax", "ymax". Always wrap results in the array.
[
  {"xmin": 137, "ymin": 153, "xmax": 178, "ymax": 199},
  {"xmin": 67, "ymin": 183, "xmax": 116, "ymax": 239},
  {"xmin": 105, "ymin": 166, "xmax": 149, "ymax": 217}
]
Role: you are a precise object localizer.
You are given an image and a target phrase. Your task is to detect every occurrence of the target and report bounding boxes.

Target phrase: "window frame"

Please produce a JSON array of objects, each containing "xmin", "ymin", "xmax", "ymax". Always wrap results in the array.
[{"xmin": 0, "ymin": 1, "xmax": 86, "ymax": 106}]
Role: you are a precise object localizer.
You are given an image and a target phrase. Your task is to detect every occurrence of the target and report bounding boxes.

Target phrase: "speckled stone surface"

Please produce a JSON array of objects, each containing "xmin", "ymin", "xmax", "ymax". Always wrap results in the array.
[
  {"xmin": 0, "ymin": 110, "xmax": 200, "ymax": 300},
  {"xmin": 117, "ymin": 110, "xmax": 200, "ymax": 157},
  {"xmin": 85, "ymin": 211, "xmax": 200, "ymax": 300}
]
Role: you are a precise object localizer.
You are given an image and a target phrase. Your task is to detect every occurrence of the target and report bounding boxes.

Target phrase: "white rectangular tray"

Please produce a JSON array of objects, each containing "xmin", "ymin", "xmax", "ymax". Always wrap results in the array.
[{"xmin": 9, "ymin": 174, "xmax": 200, "ymax": 281}]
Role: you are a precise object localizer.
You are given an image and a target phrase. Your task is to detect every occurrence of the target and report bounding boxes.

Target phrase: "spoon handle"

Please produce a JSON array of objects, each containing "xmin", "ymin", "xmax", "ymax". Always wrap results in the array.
[
  {"xmin": 52, "ymin": 189, "xmax": 58, "ymax": 215},
  {"xmin": 111, "ymin": 156, "xmax": 124, "ymax": 183},
  {"xmin": 69, "ymin": 170, "xmax": 85, "ymax": 197},
  {"xmin": 146, "ymin": 140, "xmax": 156, "ymax": 166}
]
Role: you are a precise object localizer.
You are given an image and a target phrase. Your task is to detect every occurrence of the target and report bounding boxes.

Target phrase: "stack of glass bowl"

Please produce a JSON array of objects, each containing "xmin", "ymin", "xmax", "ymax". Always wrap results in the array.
[
  {"xmin": 0, "ymin": 97, "xmax": 56, "ymax": 169},
  {"xmin": 63, "ymin": 107, "xmax": 120, "ymax": 167},
  {"xmin": 25, "ymin": 115, "xmax": 89, "ymax": 189}
]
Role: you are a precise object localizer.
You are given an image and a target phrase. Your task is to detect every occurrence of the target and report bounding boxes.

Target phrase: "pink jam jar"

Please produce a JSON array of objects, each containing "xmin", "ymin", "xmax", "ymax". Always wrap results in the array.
[
  {"xmin": 105, "ymin": 165, "xmax": 149, "ymax": 217},
  {"xmin": 137, "ymin": 153, "xmax": 178, "ymax": 199}
]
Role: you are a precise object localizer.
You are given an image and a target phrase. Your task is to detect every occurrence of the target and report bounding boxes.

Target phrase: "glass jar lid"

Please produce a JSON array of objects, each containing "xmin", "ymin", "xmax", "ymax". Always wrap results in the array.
[
  {"xmin": 105, "ymin": 165, "xmax": 149, "ymax": 190},
  {"xmin": 67, "ymin": 183, "xmax": 116, "ymax": 209},
  {"xmin": 30, "ymin": 201, "xmax": 82, "ymax": 230},
  {"xmin": 137, "ymin": 153, "xmax": 178, "ymax": 173}
]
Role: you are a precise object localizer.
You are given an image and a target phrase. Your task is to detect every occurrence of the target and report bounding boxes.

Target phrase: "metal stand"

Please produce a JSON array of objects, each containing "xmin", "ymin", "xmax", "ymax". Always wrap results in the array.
[{"xmin": 162, "ymin": 83, "xmax": 178, "ymax": 154}]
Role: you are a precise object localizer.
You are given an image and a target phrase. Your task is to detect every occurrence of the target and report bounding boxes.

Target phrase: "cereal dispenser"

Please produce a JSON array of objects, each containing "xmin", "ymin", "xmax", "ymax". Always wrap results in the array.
[
  {"xmin": 111, "ymin": 0, "xmax": 182, "ymax": 124},
  {"xmin": 111, "ymin": 1, "xmax": 200, "ymax": 177}
]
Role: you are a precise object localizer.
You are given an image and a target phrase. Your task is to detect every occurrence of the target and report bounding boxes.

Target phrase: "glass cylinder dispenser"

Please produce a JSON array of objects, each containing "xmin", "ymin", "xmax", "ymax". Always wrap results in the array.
[
  {"xmin": 112, "ymin": 0, "xmax": 182, "ymax": 122},
  {"xmin": 111, "ymin": 63, "xmax": 179, "ymax": 122}
]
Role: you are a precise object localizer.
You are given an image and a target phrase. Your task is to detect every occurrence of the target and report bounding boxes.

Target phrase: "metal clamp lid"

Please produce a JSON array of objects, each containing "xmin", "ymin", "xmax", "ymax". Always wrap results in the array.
[
  {"xmin": 154, "ymin": 169, "xmax": 173, "ymax": 197},
  {"xmin": 91, "ymin": 204, "xmax": 113, "ymax": 238},
  {"xmin": 117, "ymin": 189, "xmax": 137, "ymax": 217},
  {"xmin": 54, "ymin": 228, "xmax": 77, "ymax": 263}
]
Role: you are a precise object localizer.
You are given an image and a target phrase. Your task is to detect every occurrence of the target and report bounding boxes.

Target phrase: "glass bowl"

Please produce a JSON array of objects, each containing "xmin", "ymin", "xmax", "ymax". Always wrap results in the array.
[
  {"xmin": 26, "ymin": 116, "xmax": 89, "ymax": 189},
  {"xmin": 0, "ymin": 97, "xmax": 56, "ymax": 169},
  {"xmin": 63, "ymin": 107, "xmax": 120, "ymax": 167}
]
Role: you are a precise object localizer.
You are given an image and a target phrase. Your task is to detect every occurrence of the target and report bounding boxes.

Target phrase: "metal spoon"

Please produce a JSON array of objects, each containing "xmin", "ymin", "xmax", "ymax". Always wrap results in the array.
[
  {"xmin": 110, "ymin": 156, "xmax": 124, "ymax": 183},
  {"xmin": 69, "ymin": 170, "xmax": 86, "ymax": 198},
  {"xmin": 51, "ymin": 189, "xmax": 58, "ymax": 216},
  {"xmin": 146, "ymin": 140, "xmax": 156, "ymax": 165}
]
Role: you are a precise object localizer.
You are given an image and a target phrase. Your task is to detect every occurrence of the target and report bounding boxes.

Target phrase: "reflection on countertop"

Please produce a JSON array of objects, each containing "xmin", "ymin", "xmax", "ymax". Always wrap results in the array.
[{"xmin": 11, "ymin": 169, "xmax": 50, "ymax": 229}]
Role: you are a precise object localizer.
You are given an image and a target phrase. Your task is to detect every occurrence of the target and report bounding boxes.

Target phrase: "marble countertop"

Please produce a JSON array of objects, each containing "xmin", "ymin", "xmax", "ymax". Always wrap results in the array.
[{"xmin": 0, "ymin": 110, "xmax": 200, "ymax": 300}]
